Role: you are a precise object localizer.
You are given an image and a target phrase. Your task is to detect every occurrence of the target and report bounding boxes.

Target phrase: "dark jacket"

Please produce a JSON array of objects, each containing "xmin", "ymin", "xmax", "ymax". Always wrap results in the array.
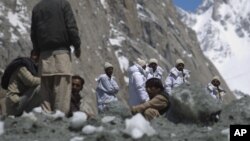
[
  {"xmin": 68, "ymin": 93, "xmax": 81, "ymax": 117},
  {"xmin": 31, "ymin": 0, "xmax": 81, "ymax": 52}
]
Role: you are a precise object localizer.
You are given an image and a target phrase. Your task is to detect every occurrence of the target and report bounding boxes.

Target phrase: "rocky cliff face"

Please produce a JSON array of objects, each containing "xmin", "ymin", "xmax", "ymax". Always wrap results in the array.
[{"xmin": 0, "ymin": 0, "xmax": 235, "ymax": 103}]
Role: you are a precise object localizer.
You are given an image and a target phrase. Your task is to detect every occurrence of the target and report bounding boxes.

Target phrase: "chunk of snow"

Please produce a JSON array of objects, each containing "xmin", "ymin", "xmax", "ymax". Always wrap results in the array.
[
  {"xmin": 43, "ymin": 110, "xmax": 65, "ymax": 120},
  {"xmin": 33, "ymin": 107, "xmax": 42, "ymax": 113},
  {"xmin": 0, "ymin": 121, "xmax": 4, "ymax": 136},
  {"xmin": 70, "ymin": 136, "xmax": 84, "ymax": 141},
  {"xmin": 101, "ymin": 116, "xmax": 116, "ymax": 123},
  {"xmin": 70, "ymin": 112, "xmax": 87, "ymax": 130},
  {"xmin": 124, "ymin": 113, "xmax": 156, "ymax": 139},
  {"xmin": 21, "ymin": 112, "xmax": 37, "ymax": 121},
  {"xmin": 82, "ymin": 125, "xmax": 104, "ymax": 135}
]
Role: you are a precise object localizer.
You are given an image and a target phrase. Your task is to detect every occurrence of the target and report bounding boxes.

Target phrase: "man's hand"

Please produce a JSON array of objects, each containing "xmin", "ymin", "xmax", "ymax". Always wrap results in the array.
[{"xmin": 74, "ymin": 48, "xmax": 81, "ymax": 58}]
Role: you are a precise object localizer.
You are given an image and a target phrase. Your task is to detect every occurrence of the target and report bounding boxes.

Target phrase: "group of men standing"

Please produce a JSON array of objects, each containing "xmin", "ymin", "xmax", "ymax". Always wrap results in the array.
[{"xmin": 0, "ymin": 0, "xmax": 226, "ymax": 120}]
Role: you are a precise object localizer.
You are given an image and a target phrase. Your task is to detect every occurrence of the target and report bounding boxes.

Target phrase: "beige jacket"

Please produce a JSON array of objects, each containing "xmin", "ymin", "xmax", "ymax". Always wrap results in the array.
[
  {"xmin": 7, "ymin": 67, "xmax": 40, "ymax": 103},
  {"xmin": 132, "ymin": 94, "xmax": 168, "ymax": 120}
]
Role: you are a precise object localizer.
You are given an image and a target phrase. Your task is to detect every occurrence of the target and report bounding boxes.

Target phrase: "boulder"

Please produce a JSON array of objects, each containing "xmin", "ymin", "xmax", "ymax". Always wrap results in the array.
[{"xmin": 167, "ymin": 84, "xmax": 222, "ymax": 124}]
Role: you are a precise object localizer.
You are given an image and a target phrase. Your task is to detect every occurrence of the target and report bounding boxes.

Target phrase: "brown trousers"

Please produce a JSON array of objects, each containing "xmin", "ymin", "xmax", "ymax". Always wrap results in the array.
[{"xmin": 40, "ymin": 75, "xmax": 71, "ymax": 114}]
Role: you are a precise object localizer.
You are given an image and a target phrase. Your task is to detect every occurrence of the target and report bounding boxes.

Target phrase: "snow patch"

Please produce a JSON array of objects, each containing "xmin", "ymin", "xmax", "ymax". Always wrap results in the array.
[
  {"xmin": 101, "ymin": 116, "xmax": 116, "ymax": 123},
  {"xmin": 0, "ymin": 121, "xmax": 4, "ymax": 136},
  {"xmin": 7, "ymin": 0, "xmax": 29, "ymax": 35},
  {"xmin": 124, "ymin": 113, "xmax": 156, "ymax": 139},
  {"xmin": 168, "ymin": 18, "xmax": 175, "ymax": 25},
  {"xmin": 137, "ymin": 4, "xmax": 157, "ymax": 22},
  {"xmin": 70, "ymin": 136, "xmax": 84, "ymax": 141},
  {"xmin": 9, "ymin": 28, "xmax": 19, "ymax": 42},
  {"xmin": 109, "ymin": 36, "xmax": 125, "ymax": 47},
  {"xmin": 162, "ymin": 2, "xmax": 166, "ymax": 7},
  {"xmin": 187, "ymin": 54, "xmax": 193, "ymax": 58},
  {"xmin": 82, "ymin": 125, "xmax": 104, "ymax": 135},
  {"xmin": 100, "ymin": 0, "xmax": 108, "ymax": 10},
  {"xmin": 115, "ymin": 49, "xmax": 129, "ymax": 73},
  {"xmin": 124, "ymin": 76, "xmax": 129, "ymax": 84}
]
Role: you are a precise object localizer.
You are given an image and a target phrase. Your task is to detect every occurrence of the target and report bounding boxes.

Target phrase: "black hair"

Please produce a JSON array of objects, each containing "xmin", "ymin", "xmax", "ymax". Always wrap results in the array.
[
  {"xmin": 72, "ymin": 75, "xmax": 85, "ymax": 86},
  {"xmin": 30, "ymin": 49, "xmax": 39, "ymax": 56},
  {"xmin": 145, "ymin": 78, "xmax": 164, "ymax": 91}
]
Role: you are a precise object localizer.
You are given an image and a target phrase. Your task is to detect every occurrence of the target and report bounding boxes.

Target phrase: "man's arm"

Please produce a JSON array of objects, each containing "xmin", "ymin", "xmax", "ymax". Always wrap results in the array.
[
  {"xmin": 132, "ymin": 95, "xmax": 168, "ymax": 113},
  {"xmin": 62, "ymin": 0, "xmax": 81, "ymax": 57},
  {"xmin": 17, "ymin": 67, "xmax": 40, "ymax": 87},
  {"xmin": 98, "ymin": 77, "xmax": 117, "ymax": 94}
]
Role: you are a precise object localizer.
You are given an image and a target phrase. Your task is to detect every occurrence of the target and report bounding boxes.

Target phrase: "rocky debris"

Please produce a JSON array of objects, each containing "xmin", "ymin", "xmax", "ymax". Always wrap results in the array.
[
  {"xmin": 167, "ymin": 84, "xmax": 222, "ymax": 124},
  {"xmin": 0, "ymin": 85, "xmax": 249, "ymax": 141}
]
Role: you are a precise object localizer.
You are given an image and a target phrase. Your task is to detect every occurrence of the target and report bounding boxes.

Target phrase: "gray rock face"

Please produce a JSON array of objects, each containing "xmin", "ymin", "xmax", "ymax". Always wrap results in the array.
[
  {"xmin": 0, "ymin": 0, "xmax": 235, "ymax": 106},
  {"xmin": 167, "ymin": 84, "xmax": 222, "ymax": 124}
]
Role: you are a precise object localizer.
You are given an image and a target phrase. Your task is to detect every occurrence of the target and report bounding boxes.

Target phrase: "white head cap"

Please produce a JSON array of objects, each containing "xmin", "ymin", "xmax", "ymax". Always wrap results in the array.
[
  {"xmin": 149, "ymin": 58, "xmax": 158, "ymax": 65},
  {"xmin": 212, "ymin": 75, "xmax": 220, "ymax": 82},
  {"xmin": 176, "ymin": 58, "xmax": 184, "ymax": 65},
  {"xmin": 136, "ymin": 58, "xmax": 146, "ymax": 67},
  {"xmin": 104, "ymin": 62, "xmax": 113, "ymax": 69}
]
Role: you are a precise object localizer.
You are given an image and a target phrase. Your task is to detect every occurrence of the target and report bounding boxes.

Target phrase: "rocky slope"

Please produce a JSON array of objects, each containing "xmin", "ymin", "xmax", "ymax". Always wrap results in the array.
[{"xmin": 0, "ymin": 0, "xmax": 236, "ymax": 104}]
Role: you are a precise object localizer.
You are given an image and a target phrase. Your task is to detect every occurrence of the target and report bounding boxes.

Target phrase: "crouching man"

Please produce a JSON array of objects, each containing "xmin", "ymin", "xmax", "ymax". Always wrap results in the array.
[
  {"xmin": 1, "ymin": 50, "xmax": 42, "ymax": 116},
  {"xmin": 131, "ymin": 78, "xmax": 169, "ymax": 120}
]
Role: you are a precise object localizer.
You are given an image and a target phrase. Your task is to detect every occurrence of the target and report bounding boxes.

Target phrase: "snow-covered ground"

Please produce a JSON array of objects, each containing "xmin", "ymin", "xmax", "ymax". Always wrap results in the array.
[{"xmin": 178, "ymin": 0, "xmax": 250, "ymax": 94}]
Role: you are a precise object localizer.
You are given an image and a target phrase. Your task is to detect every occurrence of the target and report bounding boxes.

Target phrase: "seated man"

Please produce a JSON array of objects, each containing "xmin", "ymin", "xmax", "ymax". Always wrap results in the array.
[
  {"xmin": 207, "ymin": 76, "xmax": 226, "ymax": 102},
  {"xmin": 1, "ymin": 50, "xmax": 41, "ymax": 116},
  {"xmin": 164, "ymin": 58, "xmax": 190, "ymax": 95},
  {"xmin": 68, "ymin": 75, "xmax": 85, "ymax": 117},
  {"xmin": 96, "ymin": 62, "xmax": 119, "ymax": 112},
  {"xmin": 131, "ymin": 78, "xmax": 169, "ymax": 121}
]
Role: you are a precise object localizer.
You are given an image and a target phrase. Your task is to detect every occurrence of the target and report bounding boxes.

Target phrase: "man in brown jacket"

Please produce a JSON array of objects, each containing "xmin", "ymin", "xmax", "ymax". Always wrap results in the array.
[
  {"xmin": 2, "ymin": 50, "xmax": 42, "ymax": 116},
  {"xmin": 31, "ymin": 0, "xmax": 81, "ymax": 114},
  {"xmin": 131, "ymin": 78, "xmax": 169, "ymax": 120}
]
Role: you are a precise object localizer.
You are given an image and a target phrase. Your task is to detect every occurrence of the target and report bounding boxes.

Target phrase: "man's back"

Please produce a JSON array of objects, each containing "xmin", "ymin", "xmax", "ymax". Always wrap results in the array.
[{"xmin": 31, "ymin": 0, "xmax": 80, "ymax": 52}]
